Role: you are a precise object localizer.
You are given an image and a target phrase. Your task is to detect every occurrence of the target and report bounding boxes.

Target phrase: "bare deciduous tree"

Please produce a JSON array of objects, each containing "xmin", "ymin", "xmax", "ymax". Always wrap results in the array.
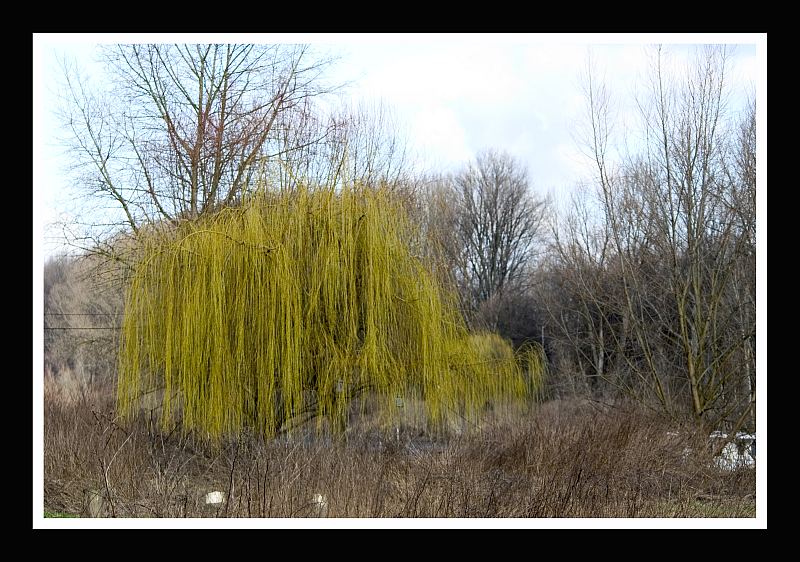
[
  {"xmin": 264, "ymin": 99, "xmax": 413, "ymax": 192},
  {"xmin": 545, "ymin": 185, "xmax": 617, "ymax": 396},
  {"xmin": 436, "ymin": 150, "xmax": 547, "ymax": 326},
  {"xmin": 59, "ymin": 43, "xmax": 336, "ymax": 237},
  {"xmin": 563, "ymin": 45, "xmax": 757, "ymax": 432}
]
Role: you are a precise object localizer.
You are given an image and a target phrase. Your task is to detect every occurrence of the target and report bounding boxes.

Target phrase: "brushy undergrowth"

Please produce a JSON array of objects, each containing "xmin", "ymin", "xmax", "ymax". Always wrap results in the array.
[
  {"xmin": 118, "ymin": 185, "xmax": 543, "ymax": 440},
  {"xmin": 44, "ymin": 386, "xmax": 755, "ymax": 519}
]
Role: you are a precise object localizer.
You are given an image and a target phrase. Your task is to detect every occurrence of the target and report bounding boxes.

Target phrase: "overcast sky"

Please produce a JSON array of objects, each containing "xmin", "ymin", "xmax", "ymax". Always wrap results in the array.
[{"xmin": 33, "ymin": 34, "xmax": 763, "ymax": 260}]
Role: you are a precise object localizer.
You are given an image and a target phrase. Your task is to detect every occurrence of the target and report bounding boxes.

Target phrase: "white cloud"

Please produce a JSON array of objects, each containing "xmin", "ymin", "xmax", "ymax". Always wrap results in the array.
[
  {"xmin": 39, "ymin": 37, "xmax": 763, "ymax": 253},
  {"xmin": 409, "ymin": 105, "xmax": 471, "ymax": 172}
]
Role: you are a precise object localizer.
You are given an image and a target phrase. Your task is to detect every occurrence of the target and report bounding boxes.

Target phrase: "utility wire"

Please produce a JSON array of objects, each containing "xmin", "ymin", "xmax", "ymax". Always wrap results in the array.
[
  {"xmin": 44, "ymin": 313, "xmax": 118, "ymax": 316},
  {"xmin": 45, "ymin": 327, "xmax": 122, "ymax": 330}
]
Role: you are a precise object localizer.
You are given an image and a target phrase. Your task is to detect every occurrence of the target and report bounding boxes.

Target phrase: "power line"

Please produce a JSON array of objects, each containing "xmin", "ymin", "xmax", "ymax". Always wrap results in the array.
[
  {"xmin": 44, "ymin": 313, "xmax": 118, "ymax": 316},
  {"xmin": 45, "ymin": 327, "xmax": 122, "ymax": 330}
]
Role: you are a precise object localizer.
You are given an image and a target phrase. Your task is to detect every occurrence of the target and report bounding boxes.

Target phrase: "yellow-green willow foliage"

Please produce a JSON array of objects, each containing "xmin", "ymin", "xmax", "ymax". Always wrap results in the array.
[{"xmin": 118, "ymin": 185, "xmax": 543, "ymax": 440}]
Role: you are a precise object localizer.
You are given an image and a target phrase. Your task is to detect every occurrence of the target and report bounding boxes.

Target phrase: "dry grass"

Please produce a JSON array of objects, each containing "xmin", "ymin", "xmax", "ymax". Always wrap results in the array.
[{"xmin": 43, "ymin": 386, "xmax": 755, "ymax": 519}]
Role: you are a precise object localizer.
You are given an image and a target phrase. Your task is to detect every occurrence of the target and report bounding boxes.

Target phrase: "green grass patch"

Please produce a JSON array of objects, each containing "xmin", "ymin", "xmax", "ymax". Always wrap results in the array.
[{"xmin": 646, "ymin": 497, "xmax": 756, "ymax": 517}]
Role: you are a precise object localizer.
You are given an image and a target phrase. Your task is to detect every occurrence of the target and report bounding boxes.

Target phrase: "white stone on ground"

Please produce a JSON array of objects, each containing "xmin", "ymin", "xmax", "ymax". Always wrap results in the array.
[
  {"xmin": 312, "ymin": 493, "xmax": 328, "ymax": 517},
  {"xmin": 204, "ymin": 491, "xmax": 225, "ymax": 505},
  {"xmin": 712, "ymin": 437, "xmax": 756, "ymax": 471}
]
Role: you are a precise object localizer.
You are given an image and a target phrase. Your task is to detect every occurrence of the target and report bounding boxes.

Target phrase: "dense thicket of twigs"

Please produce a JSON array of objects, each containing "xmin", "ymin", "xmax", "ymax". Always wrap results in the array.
[{"xmin": 44, "ymin": 386, "xmax": 754, "ymax": 518}]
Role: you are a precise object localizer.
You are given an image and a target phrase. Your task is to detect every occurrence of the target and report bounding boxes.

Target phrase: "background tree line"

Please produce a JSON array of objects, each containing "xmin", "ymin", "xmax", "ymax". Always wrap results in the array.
[{"xmin": 44, "ymin": 43, "xmax": 756, "ymax": 434}]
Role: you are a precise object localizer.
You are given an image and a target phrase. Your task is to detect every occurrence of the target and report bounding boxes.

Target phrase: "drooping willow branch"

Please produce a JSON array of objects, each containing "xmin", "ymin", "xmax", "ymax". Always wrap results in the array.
[{"xmin": 118, "ymin": 184, "xmax": 545, "ymax": 440}]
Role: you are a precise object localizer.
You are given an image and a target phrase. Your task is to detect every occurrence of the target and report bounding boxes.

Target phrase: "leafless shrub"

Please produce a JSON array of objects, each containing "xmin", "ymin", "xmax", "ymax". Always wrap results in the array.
[{"xmin": 44, "ymin": 392, "xmax": 754, "ymax": 519}]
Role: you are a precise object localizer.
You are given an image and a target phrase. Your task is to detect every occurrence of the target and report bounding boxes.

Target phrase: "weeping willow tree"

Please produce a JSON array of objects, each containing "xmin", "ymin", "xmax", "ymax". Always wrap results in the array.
[{"xmin": 117, "ymin": 185, "xmax": 544, "ymax": 440}]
